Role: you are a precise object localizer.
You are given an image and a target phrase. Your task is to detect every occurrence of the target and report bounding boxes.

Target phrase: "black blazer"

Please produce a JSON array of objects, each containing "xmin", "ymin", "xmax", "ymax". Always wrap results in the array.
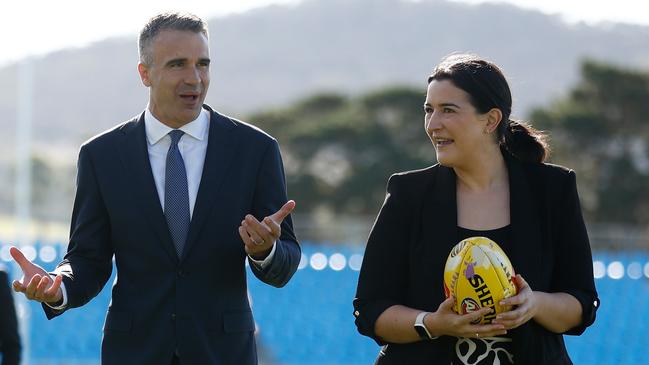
[
  {"xmin": 354, "ymin": 153, "xmax": 599, "ymax": 365},
  {"xmin": 0, "ymin": 269, "xmax": 21, "ymax": 365},
  {"xmin": 43, "ymin": 105, "xmax": 300, "ymax": 365}
]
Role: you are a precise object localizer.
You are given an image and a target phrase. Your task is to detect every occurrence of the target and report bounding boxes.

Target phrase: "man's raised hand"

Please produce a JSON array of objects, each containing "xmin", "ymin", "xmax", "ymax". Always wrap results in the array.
[
  {"xmin": 10, "ymin": 246, "xmax": 63, "ymax": 304},
  {"xmin": 239, "ymin": 200, "xmax": 296, "ymax": 260}
]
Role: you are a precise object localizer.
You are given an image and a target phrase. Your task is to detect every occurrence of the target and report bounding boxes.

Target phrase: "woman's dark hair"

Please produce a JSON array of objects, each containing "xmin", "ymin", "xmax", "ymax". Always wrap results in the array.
[{"xmin": 428, "ymin": 54, "xmax": 549, "ymax": 163}]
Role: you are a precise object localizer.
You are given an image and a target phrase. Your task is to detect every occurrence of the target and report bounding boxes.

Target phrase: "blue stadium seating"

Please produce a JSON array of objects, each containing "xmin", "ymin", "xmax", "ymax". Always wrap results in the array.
[
  {"xmin": 564, "ymin": 251, "xmax": 649, "ymax": 364},
  {"xmin": 9, "ymin": 241, "xmax": 114, "ymax": 364},
  {"xmin": 1, "ymin": 242, "xmax": 647, "ymax": 364},
  {"xmin": 248, "ymin": 243, "xmax": 377, "ymax": 365}
]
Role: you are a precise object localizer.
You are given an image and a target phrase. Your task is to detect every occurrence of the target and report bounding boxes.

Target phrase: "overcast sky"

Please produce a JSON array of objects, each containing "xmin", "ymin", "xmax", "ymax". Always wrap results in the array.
[{"xmin": 2, "ymin": 0, "xmax": 648, "ymax": 67}]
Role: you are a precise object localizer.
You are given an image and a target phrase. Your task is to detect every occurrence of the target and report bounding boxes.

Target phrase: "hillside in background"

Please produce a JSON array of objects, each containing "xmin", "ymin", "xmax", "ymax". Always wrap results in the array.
[
  {"xmin": 1, "ymin": 0, "xmax": 648, "ymax": 155},
  {"xmin": 1, "ymin": 0, "xmax": 649, "ymax": 236}
]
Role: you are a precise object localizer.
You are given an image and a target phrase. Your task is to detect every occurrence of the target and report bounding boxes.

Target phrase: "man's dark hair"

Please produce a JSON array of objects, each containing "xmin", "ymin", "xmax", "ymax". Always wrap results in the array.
[{"xmin": 138, "ymin": 12, "xmax": 209, "ymax": 65}]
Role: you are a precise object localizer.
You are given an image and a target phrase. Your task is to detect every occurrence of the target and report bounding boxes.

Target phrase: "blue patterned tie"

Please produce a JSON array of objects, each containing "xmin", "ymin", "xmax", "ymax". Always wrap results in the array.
[{"xmin": 165, "ymin": 130, "xmax": 190, "ymax": 257}]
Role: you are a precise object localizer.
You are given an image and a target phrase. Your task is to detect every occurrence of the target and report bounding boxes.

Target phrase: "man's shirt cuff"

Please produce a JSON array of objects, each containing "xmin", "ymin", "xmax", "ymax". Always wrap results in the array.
[
  {"xmin": 45, "ymin": 276, "xmax": 68, "ymax": 310},
  {"xmin": 248, "ymin": 241, "xmax": 277, "ymax": 269}
]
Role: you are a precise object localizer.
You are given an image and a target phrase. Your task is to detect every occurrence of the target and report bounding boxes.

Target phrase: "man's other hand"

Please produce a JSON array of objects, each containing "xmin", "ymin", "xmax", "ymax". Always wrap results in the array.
[
  {"xmin": 10, "ymin": 246, "xmax": 63, "ymax": 304},
  {"xmin": 239, "ymin": 200, "xmax": 296, "ymax": 260}
]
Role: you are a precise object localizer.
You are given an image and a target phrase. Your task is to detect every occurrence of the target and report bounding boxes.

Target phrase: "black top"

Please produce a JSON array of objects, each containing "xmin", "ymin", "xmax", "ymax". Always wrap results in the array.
[
  {"xmin": 0, "ymin": 270, "xmax": 21, "ymax": 365},
  {"xmin": 457, "ymin": 226, "xmax": 511, "ymax": 252},
  {"xmin": 353, "ymin": 153, "xmax": 599, "ymax": 365},
  {"xmin": 454, "ymin": 226, "xmax": 514, "ymax": 365}
]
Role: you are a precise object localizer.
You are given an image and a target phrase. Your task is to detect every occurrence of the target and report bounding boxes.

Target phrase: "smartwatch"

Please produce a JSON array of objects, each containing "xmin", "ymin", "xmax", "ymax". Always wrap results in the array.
[{"xmin": 414, "ymin": 311, "xmax": 438, "ymax": 340}]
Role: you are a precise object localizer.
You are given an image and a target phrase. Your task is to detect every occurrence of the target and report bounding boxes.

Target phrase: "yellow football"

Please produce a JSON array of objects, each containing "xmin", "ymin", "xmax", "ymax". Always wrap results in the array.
[{"xmin": 443, "ymin": 236, "xmax": 517, "ymax": 324}]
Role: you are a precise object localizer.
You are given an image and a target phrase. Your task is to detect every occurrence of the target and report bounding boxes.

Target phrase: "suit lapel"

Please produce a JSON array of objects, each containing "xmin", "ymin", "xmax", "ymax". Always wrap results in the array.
[
  {"xmin": 118, "ymin": 113, "xmax": 179, "ymax": 264},
  {"xmin": 421, "ymin": 165, "xmax": 458, "ymax": 256},
  {"xmin": 504, "ymin": 154, "xmax": 545, "ymax": 358},
  {"xmin": 505, "ymin": 154, "xmax": 543, "ymax": 287},
  {"xmin": 182, "ymin": 106, "xmax": 238, "ymax": 261}
]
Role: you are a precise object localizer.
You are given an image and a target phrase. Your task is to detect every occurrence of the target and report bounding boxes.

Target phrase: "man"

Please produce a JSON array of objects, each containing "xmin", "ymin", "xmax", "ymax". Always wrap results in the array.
[
  {"xmin": 9, "ymin": 12, "xmax": 300, "ymax": 365},
  {"xmin": 0, "ymin": 265, "xmax": 21, "ymax": 365}
]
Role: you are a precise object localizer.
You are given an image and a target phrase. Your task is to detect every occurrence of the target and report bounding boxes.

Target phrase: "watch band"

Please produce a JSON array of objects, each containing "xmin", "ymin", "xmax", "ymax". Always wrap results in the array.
[{"xmin": 414, "ymin": 311, "xmax": 438, "ymax": 340}]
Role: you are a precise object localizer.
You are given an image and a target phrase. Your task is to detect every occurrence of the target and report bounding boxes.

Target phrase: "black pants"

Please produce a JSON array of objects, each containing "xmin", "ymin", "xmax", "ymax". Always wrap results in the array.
[{"xmin": 171, "ymin": 354, "xmax": 180, "ymax": 365}]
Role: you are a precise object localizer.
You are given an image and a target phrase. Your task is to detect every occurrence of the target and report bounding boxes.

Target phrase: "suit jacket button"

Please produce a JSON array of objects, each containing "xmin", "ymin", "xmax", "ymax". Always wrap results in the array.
[{"xmin": 171, "ymin": 313, "xmax": 176, "ymax": 321}]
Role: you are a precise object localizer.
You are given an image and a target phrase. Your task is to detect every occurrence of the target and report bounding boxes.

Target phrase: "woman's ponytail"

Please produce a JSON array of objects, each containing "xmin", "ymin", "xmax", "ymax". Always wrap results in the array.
[
  {"xmin": 501, "ymin": 120, "xmax": 549, "ymax": 163},
  {"xmin": 429, "ymin": 54, "xmax": 552, "ymax": 164}
]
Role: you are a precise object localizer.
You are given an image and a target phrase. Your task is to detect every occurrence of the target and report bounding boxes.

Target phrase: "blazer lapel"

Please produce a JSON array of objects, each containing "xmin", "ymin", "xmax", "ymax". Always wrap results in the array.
[
  {"xmin": 421, "ymin": 157, "xmax": 544, "ymax": 287},
  {"xmin": 504, "ymin": 154, "xmax": 546, "ymax": 365},
  {"xmin": 118, "ymin": 113, "xmax": 179, "ymax": 264},
  {"xmin": 434, "ymin": 166, "xmax": 459, "ymax": 245},
  {"xmin": 421, "ymin": 165, "xmax": 458, "ymax": 258},
  {"xmin": 505, "ymin": 154, "xmax": 543, "ymax": 288},
  {"xmin": 181, "ymin": 106, "xmax": 238, "ymax": 261}
]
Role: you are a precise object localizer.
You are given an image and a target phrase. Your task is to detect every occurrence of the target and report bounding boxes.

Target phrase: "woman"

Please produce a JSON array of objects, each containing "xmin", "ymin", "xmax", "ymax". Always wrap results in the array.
[{"xmin": 353, "ymin": 54, "xmax": 599, "ymax": 364}]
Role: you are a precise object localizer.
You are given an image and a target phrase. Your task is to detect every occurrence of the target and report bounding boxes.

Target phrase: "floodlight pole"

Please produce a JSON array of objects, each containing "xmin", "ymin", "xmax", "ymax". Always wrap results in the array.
[{"xmin": 15, "ymin": 57, "xmax": 34, "ymax": 365}]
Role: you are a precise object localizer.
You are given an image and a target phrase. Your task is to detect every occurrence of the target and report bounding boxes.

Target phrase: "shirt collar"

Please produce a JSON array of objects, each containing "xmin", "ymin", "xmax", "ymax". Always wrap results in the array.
[{"xmin": 144, "ymin": 107, "xmax": 210, "ymax": 145}]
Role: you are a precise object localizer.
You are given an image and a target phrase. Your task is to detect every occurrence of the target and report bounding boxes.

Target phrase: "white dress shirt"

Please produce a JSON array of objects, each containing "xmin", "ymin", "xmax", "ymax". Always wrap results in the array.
[
  {"xmin": 145, "ymin": 108, "xmax": 209, "ymax": 218},
  {"xmin": 50, "ymin": 107, "xmax": 275, "ymax": 309}
]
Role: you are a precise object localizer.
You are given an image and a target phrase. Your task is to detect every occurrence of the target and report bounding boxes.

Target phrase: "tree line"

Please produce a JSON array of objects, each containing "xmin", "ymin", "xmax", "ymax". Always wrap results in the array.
[
  {"xmin": 9, "ymin": 60, "xmax": 649, "ymax": 231},
  {"xmin": 253, "ymin": 60, "xmax": 649, "ymax": 226}
]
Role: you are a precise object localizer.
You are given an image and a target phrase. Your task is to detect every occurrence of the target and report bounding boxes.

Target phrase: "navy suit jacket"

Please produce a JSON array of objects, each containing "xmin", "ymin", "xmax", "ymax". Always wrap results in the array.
[{"xmin": 43, "ymin": 105, "xmax": 300, "ymax": 365}]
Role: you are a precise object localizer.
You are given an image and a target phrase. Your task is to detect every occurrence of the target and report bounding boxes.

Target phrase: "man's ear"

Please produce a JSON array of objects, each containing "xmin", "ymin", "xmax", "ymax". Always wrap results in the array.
[
  {"xmin": 484, "ymin": 108, "xmax": 503, "ymax": 134},
  {"xmin": 138, "ymin": 62, "xmax": 151, "ymax": 87}
]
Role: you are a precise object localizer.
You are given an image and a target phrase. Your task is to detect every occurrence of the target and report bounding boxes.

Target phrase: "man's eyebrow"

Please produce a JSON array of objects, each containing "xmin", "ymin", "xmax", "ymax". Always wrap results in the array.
[{"xmin": 165, "ymin": 58, "xmax": 187, "ymax": 66}]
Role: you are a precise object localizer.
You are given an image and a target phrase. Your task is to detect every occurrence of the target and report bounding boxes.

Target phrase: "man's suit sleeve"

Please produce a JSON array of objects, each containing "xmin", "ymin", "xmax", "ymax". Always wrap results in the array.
[
  {"xmin": 248, "ymin": 139, "xmax": 300, "ymax": 288},
  {"xmin": 0, "ymin": 271, "xmax": 21, "ymax": 365},
  {"xmin": 43, "ymin": 145, "xmax": 114, "ymax": 319}
]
